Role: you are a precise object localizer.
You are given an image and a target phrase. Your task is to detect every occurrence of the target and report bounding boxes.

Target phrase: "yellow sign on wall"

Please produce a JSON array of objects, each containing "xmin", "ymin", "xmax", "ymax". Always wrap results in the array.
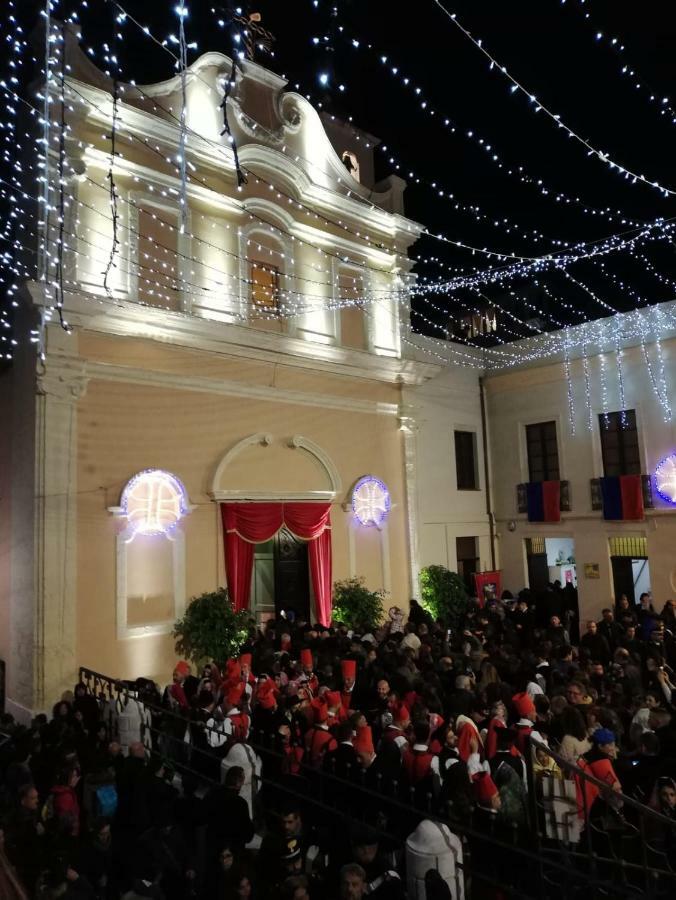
[{"xmin": 584, "ymin": 563, "xmax": 600, "ymax": 579}]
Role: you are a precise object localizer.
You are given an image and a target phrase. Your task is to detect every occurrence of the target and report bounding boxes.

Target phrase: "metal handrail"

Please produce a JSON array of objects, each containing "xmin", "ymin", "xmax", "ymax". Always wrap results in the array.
[
  {"xmin": 529, "ymin": 735, "xmax": 676, "ymax": 831},
  {"xmin": 78, "ymin": 666, "xmax": 676, "ymax": 898},
  {"xmin": 80, "ymin": 665, "xmax": 675, "ymax": 833}
]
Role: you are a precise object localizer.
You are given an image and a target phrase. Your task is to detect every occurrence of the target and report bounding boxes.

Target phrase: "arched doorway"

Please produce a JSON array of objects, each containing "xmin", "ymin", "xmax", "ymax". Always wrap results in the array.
[{"xmin": 211, "ymin": 434, "xmax": 342, "ymax": 625}]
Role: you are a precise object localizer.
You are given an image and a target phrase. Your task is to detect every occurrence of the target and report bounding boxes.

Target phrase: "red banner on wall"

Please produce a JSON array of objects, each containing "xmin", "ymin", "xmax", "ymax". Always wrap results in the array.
[{"xmin": 473, "ymin": 570, "xmax": 502, "ymax": 607}]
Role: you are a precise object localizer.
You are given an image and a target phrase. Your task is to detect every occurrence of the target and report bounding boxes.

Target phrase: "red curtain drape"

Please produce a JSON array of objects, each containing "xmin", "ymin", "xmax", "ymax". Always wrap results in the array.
[
  {"xmin": 220, "ymin": 502, "xmax": 332, "ymax": 625},
  {"xmin": 308, "ymin": 529, "xmax": 332, "ymax": 628}
]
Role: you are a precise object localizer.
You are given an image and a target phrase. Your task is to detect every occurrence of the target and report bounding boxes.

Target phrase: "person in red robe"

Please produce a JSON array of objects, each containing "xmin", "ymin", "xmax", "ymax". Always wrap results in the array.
[
  {"xmin": 325, "ymin": 691, "xmax": 347, "ymax": 728},
  {"xmin": 402, "ymin": 722, "xmax": 436, "ymax": 785},
  {"xmin": 353, "ymin": 725, "xmax": 375, "ymax": 768},
  {"xmin": 305, "ymin": 698, "xmax": 337, "ymax": 767},
  {"xmin": 484, "ymin": 701, "xmax": 508, "ymax": 760},
  {"xmin": 299, "ymin": 648, "xmax": 319, "ymax": 695},
  {"xmin": 224, "ymin": 683, "xmax": 250, "ymax": 742},
  {"xmin": 455, "ymin": 708, "xmax": 485, "ymax": 765},
  {"xmin": 576, "ymin": 728, "xmax": 622, "ymax": 819},
  {"xmin": 511, "ymin": 693, "xmax": 538, "ymax": 755},
  {"xmin": 167, "ymin": 660, "xmax": 191, "ymax": 710}
]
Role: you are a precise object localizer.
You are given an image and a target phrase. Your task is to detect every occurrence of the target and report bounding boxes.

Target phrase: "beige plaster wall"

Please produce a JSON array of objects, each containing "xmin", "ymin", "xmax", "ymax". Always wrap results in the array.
[
  {"xmin": 485, "ymin": 337, "xmax": 676, "ymax": 621},
  {"xmin": 75, "ymin": 369, "xmax": 409, "ymax": 684}
]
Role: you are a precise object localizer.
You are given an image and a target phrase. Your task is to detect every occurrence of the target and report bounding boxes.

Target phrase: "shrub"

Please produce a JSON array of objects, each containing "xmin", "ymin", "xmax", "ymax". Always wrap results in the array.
[
  {"xmin": 419, "ymin": 565, "xmax": 469, "ymax": 631},
  {"xmin": 332, "ymin": 577, "xmax": 385, "ymax": 632},
  {"xmin": 173, "ymin": 588, "xmax": 253, "ymax": 666}
]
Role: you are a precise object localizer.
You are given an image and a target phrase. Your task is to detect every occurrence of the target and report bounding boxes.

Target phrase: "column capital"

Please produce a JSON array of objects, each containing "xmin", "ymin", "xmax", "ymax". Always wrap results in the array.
[{"xmin": 37, "ymin": 362, "xmax": 89, "ymax": 402}]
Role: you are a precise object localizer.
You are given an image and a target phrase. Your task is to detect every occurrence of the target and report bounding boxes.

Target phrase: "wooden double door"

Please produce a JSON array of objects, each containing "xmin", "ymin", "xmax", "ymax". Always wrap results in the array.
[{"xmin": 273, "ymin": 527, "xmax": 311, "ymax": 622}]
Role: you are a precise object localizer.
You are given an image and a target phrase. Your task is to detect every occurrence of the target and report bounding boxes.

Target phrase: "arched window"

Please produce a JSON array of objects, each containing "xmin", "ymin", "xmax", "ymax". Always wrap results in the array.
[
  {"xmin": 337, "ymin": 265, "xmax": 367, "ymax": 350},
  {"xmin": 246, "ymin": 229, "xmax": 287, "ymax": 332}
]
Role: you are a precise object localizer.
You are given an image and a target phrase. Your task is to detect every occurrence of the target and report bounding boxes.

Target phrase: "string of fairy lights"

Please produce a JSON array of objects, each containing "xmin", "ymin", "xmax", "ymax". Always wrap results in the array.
[
  {"xmin": 303, "ymin": 7, "xmax": 649, "ymax": 230},
  {"xmin": 35, "ymin": 4, "xmax": 676, "ymax": 291},
  {"xmin": 6, "ymin": 6, "xmax": 672, "ymax": 320},
  {"xmin": 432, "ymin": 2, "xmax": 676, "ymax": 198},
  {"xmin": 0, "ymin": 0, "xmax": 674, "ymax": 430},
  {"xmin": 9, "ymin": 0, "xmax": 674, "ymax": 294},
  {"xmin": 559, "ymin": 0, "xmax": 676, "ymax": 128}
]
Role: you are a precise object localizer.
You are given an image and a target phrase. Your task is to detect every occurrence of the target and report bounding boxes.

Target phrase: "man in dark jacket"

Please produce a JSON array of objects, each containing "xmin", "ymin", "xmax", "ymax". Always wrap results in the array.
[
  {"xmin": 580, "ymin": 621, "xmax": 611, "ymax": 667},
  {"xmin": 203, "ymin": 765, "xmax": 254, "ymax": 857},
  {"xmin": 5, "ymin": 783, "xmax": 46, "ymax": 894},
  {"xmin": 597, "ymin": 609, "xmax": 624, "ymax": 653},
  {"xmin": 323, "ymin": 723, "xmax": 360, "ymax": 781}
]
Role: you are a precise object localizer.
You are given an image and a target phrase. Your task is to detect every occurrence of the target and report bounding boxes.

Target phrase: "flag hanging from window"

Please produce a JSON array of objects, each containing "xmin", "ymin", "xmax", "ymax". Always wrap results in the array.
[
  {"xmin": 600, "ymin": 475, "xmax": 644, "ymax": 520},
  {"xmin": 526, "ymin": 481, "xmax": 561, "ymax": 522}
]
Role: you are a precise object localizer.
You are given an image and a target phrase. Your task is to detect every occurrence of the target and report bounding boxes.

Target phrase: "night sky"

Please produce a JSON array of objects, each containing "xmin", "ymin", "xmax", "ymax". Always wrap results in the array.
[{"xmin": 7, "ymin": 0, "xmax": 676, "ymax": 345}]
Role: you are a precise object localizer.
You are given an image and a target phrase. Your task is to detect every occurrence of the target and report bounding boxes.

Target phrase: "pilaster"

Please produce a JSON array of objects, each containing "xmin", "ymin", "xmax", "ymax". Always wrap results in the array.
[
  {"xmin": 399, "ymin": 400, "xmax": 420, "ymax": 599},
  {"xmin": 32, "ymin": 353, "xmax": 88, "ymax": 709}
]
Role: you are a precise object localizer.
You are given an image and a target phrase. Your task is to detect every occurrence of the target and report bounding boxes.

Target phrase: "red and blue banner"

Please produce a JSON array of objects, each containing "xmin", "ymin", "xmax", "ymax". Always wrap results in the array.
[
  {"xmin": 600, "ymin": 475, "xmax": 644, "ymax": 521},
  {"xmin": 526, "ymin": 481, "xmax": 561, "ymax": 522}
]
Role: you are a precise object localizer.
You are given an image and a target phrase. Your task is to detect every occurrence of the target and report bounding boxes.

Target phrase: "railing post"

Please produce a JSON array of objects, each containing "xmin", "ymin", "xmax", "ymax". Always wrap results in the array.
[{"xmin": 525, "ymin": 737, "xmax": 546, "ymax": 897}]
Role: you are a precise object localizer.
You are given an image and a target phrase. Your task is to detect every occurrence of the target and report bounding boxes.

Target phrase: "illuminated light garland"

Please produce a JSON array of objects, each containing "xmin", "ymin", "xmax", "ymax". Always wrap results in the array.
[
  {"xmin": 102, "ymin": 15, "xmax": 120, "ymax": 297},
  {"xmin": 598, "ymin": 324, "xmax": 609, "ymax": 423},
  {"xmin": 33, "ymin": 0, "xmax": 55, "ymax": 360},
  {"xmin": 6, "ymin": 74, "xmax": 410, "ymax": 304},
  {"xmin": 176, "ymin": 1, "xmax": 189, "ymax": 234},
  {"xmin": 636, "ymin": 309, "xmax": 671, "ymax": 422},
  {"xmin": 38, "ymin": 76, "xmax": 669, "ymax": 327},
  {"xmin": 118, "ymin": 468, "xmax": 191, "ymax": 536},
  {"xmin": 614, "ymin": 318, "xmax": 628, "ymax": 425},
  {"xmin": 503, "ymin": 284, "xmax": 565, "ymax": 330},
  {"xmin": 4, "ymin": 205, "xmax": 675, "ymax": 375},
  {"xmin": 29, "ymin": 11, "xmax": 676, "ymax": 296},
  {"xmin": 3, "ymin": 1, "xmax": 675, "ymax": 375},
  {"xmin": 5, "ymin": 178, "xmax": 421, "ymax": 326},
  {"xmin": 415, "ymin": 219, "xmax": 676, "ymax": 297},
  {"xmin": 654, "ymin": 454, "xmax": 676, "ymax": 505},
  {"xmin": 562, "ymin": 0, "xmax": 676, "ymax": 128},
  {"xmin": 402, "ymin": 288, "xmax": 676, "ymax": 371},
  {"xmin": 558, "ymin": 269, "xmax": 616, "ymax": 315},
  {"xmin": 352, "ymin": 475, "xmax": 391, "ymax": 528},
  {"xmin": 52, "ymin": 25, "xmax": 71, "ymax": 332},
  {"xmin": 104, "ymin": 0, "xmax": 656, "ymax": 265},
  {"xmin": 41, "ymin": 65, "xmax": 410, "ymax": 281},
  {"xmin": 653, "ymin": 304, "xmax": 672, "ymax": 421},
  {"xmin": 582, "ymin": 341, "xmax": 593, "ymax": 431},
  {"xmin": 305, "ymin": 11, "xmax": 647, "ymax": 229},
  {"xmin": 564, "ymin": 327, "xmax": 576, "ymax": 434},
  {"xmin": 535, "ymin": 277, "xmax": 587, "ymax": 323},
  {"xmin": 3, "ymin": 224, "xmax": 421, "ymax": 334},
  {"xmin": 100, "ymin": 0, "xmax": 437, "ymax": 261},
  {"xmin": 433, "ymin": 2, "xmax": 676, "ymax": 198}
]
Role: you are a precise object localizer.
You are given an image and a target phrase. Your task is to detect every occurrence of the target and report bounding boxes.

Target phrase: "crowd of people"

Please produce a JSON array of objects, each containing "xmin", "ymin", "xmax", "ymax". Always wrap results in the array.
[{"xmin": 1, "ymin": 585, "xmax": 676, "ymax": 899}]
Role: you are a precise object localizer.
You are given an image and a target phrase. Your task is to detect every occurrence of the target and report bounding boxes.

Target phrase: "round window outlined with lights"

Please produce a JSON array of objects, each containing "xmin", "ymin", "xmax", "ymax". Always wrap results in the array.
[
  {"xmin": 654, "ymin": 453, "xmax": 676, "ymax": 506},
  {"xmin": 119, "ymin": 469, "xmax": 191, "ymax": 537},
  {"xmin": 352, "ymin": 475, "xmax": 391, "ymax": 528}
]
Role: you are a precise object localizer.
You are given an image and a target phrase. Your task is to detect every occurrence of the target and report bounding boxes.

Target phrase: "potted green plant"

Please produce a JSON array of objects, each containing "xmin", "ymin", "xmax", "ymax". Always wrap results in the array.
[
  {"xmin": 332, "ymin": 577, "xmax": 385, "ymax": 632},
  {"xmin": 419, "ymin": 565, "xmax": 469, "ymax": 631},
  {"xmin": 173, "ymin": 587, "xmax": 253, "ymax": 666}
]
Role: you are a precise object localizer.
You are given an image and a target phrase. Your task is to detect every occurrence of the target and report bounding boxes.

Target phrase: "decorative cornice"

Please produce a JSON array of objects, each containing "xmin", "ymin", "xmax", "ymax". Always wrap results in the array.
[
  {"xmin": 27, "ymin": 283, "xmax": 439, "ymax": 386},
  {"xmin": 80, "ymin": 359, "xmax": 401, "ymax": 416}
]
